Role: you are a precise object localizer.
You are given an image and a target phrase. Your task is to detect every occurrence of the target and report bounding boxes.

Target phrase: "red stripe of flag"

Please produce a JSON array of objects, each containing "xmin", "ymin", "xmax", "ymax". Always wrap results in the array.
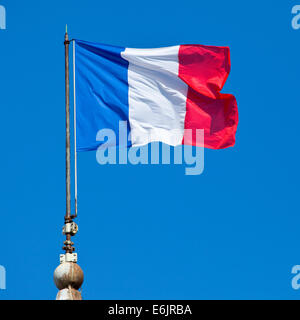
[{"xmin": 179, "ymin": 45, "xmax": 239, "ymax": 149}]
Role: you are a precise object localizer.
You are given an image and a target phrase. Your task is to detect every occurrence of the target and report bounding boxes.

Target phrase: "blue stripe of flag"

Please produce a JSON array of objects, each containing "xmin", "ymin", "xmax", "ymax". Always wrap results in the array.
[{"xmin": 75, "ymin": 40, "xmax": 131, "ymax": 151}]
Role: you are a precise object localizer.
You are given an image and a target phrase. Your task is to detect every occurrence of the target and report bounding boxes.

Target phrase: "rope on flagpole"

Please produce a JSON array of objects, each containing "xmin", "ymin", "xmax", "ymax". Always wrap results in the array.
[{"xmin": 73, "ymin": 40, "xmax": 78, "ymax": 218}]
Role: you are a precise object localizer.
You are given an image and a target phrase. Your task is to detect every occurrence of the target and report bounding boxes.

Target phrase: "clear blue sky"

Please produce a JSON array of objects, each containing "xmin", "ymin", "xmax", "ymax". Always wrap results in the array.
[{"xmin": 0, "ymin": 0, "xmax": 299, "ymax": 300}]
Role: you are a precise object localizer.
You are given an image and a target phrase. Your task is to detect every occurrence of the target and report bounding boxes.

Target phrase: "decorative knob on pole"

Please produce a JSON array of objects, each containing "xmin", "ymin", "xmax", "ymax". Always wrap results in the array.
[
  {"xmin": 54, "ymin": 220, "xmax": 83, "ymax": 299},
  {"xmin": 54, "ymin": 259, "xmax": 84, "ymax": 300}
]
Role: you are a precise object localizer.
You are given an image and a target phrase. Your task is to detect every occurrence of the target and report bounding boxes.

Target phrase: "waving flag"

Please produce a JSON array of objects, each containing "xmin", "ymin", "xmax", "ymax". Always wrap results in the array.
[{"xmin": 74, "ymin": 40, "xmax": 238, "ymax": 151}]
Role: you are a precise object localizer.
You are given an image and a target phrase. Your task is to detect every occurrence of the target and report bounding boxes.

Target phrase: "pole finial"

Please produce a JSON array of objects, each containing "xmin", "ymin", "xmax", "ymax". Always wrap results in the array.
[{"xmin": 65, "ymin": 24, "xmax": 68, "ymax": 34}]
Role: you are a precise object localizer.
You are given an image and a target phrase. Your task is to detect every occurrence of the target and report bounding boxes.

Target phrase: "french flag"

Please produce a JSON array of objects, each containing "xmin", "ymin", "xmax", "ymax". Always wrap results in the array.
[{"xmin": 74, "ymin": 40, "xmax": 238, "ymax": 151}]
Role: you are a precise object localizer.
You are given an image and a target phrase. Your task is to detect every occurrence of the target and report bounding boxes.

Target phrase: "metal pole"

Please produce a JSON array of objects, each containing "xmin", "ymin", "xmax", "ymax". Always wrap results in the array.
[
  {"xmin": 54, "ymin": 28, "xmax": 83, "ymax": 301},
  {"xmin": 64, "ymin": 26, "xmax": 73, "ymax": 253}
]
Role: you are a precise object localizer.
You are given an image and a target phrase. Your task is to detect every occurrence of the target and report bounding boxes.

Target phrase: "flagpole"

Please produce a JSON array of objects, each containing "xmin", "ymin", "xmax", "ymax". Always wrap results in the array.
[
  {"xmin": 64, "ymin": 25, "xmax": 72, "ymax": 252},
  {"xmin": 53, "ymin": 27, "xmax": 84, "ymax": 300}
]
